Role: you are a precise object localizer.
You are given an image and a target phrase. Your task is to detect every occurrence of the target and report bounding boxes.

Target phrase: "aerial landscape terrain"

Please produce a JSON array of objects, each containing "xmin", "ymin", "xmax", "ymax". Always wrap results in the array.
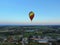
[{"xmin": 0, "ymin": 25, "xmax": 60, "ymax": 45}]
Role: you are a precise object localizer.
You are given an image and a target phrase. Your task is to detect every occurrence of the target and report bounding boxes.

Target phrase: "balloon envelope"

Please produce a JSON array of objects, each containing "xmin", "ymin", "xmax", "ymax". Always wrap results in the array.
[{"xmin": 29, "ymin": 11, "xmax": 34, "ymax": 21}]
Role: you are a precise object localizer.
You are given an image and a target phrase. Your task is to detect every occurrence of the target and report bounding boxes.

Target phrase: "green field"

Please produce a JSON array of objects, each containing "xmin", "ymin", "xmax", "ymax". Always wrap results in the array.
[{"xmin": 0, "ymin": 42, "xmax": 48, "ymax": 45}]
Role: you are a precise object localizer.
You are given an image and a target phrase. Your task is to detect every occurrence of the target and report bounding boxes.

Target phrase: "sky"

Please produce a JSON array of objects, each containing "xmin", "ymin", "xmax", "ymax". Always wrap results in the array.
[{"xmin": 0, "ymin": 0, "xmax": 60, "ymax": 25}]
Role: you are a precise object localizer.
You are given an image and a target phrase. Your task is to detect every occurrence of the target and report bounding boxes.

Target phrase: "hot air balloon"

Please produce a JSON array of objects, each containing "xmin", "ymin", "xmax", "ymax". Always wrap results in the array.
[{"xmin": 29, "ymin": 11, "xmax": 34, "ymax": 21}]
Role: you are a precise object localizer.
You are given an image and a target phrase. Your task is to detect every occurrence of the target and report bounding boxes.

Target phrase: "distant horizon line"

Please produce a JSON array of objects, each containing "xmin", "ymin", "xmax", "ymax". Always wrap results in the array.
[{"xmin": 0, "ymin": 24, "xmax": 60, "ymax": 26}]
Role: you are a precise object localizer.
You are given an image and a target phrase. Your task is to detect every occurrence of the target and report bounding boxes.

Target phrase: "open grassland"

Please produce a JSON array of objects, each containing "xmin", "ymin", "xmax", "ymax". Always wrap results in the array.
[{"xmin": 0, "ymin": 42, "xmax": 48, "ymax": 45}]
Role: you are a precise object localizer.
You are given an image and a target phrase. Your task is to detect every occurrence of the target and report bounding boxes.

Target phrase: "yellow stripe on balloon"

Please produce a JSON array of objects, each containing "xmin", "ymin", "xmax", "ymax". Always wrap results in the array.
[{"xmin": 30, "ymin": 13, "xmax": 34, "ymax": 16}]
